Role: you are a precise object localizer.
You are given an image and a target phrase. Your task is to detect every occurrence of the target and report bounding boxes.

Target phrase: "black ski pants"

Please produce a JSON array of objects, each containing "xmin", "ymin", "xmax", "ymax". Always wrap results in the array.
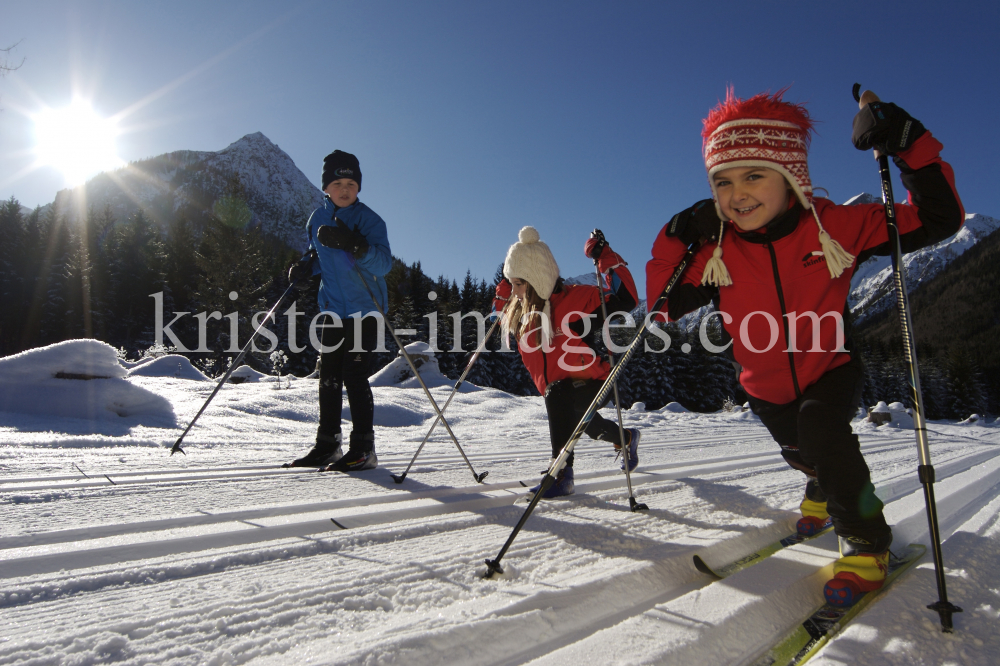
[
  {"xmin": 318, "ymin": 315, "xmax": 377, "ymax": 437},
  {"xmin": 545, "ymin": 378, "xmax": 625, "ymax": 467},
  {"xmin": 748, "ymin": 358, "xmax": 890, "ymax": 545}
]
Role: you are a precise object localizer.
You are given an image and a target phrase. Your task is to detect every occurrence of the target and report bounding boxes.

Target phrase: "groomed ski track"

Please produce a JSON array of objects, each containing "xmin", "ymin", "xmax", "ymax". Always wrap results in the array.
[{"xmin": 2, "ymin": 383, "xmax": 999, "ymax": 665}]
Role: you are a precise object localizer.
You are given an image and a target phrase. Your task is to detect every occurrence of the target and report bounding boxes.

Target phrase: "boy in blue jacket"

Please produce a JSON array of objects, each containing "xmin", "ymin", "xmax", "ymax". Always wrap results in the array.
[{"xmin": 287, "ymin": 150, "xmax": 393, "ymax": 471}]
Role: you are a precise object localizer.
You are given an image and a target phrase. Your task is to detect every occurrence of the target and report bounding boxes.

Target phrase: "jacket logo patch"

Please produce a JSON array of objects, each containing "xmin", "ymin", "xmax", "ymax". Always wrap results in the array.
[{"xmin": 802, "ymin": 250, "xmax": 826, "ymax": 269}]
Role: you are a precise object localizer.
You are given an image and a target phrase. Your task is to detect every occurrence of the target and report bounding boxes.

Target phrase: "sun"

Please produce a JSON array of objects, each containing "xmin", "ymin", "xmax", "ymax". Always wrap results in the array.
[{"xmin": 33, "ymin": 99, "xmax": 124, "ymax": 187}]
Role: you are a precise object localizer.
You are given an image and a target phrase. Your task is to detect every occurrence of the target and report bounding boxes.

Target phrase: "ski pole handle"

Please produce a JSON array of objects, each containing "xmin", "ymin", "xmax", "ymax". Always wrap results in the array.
[
  {"xmin": 854, "ymin": 86, "xmax": 884, "ymax": 158},
  {"xmin": 857, "ymin": 89, "xmax": 880, "ymax": 107}
]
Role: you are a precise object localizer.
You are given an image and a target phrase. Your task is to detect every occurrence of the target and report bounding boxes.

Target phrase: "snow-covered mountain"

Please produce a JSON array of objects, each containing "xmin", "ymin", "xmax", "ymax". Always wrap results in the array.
[
  {"xmin": 562, "ymin": 272, "xmax": 599, "ymax": 287},
  {"xmin": 849, "ymin": 208, "xmax": 1000, "ymax": 324},
  {"xmin": 50, "ymin": 132, "xmax": 324, "ymax": 250}
]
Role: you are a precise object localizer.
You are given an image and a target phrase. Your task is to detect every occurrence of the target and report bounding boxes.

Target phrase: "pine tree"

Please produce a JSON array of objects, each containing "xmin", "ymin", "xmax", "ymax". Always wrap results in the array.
[
  {"xmin": 164, "ymin": 214, "xmax": 202, "ymax": 315},
  {"xmin": 191, "ymin": 208, "xmax": 273, "ymax": 367},
  {"xmin": 103, "ymin": 209, "xmax": 167, "ymax": 350},
  {"xmin": 0, "ymin": 197, "xmax": 25, "ymax": 354},
  {"xmin": 945, "ymin": 347, "xmax": 989, "ymax": 419}
]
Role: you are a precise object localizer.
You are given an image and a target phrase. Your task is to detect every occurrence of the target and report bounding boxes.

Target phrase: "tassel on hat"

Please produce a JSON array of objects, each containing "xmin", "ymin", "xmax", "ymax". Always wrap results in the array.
[
  {"xmin": 811, "ymin": 207, "xmax": 855, "ymax": 279},
  {"xmin": 701, "ymin": 219, "xmax": 732, "ymax": 287},
  {"xmin": 699, "ymin": 204, "xmax": 854, "ymax": 287}
]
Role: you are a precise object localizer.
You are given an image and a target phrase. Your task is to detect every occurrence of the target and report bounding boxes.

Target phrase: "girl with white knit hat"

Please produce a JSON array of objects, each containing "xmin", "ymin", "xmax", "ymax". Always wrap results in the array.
[
  {"xmin": 646, "ymin": 88, "xmax": 964, "ymax": 607},
  {"xmin": 493, "ymin": 226, "xmax": 641, "ymax": 498}
]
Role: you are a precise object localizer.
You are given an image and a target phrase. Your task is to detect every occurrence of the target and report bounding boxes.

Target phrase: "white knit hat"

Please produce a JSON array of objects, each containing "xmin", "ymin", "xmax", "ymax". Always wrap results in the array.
[
  {"xmin": 504, "ymin": 226, "xmax": 559, "ymax": 348},
  {"xmin": 503, "ymin": 226, "xmax": 560, "ymax": 299}
]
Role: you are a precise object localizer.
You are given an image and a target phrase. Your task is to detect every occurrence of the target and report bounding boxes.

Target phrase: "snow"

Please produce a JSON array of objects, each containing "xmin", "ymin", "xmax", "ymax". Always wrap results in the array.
[
  {"xmin": 1, "ymin": 343, "xmax": 999, "ymax": 664},
  {"xmin": 369, "ymin": 342, "xmax": 472, "ymax": 391},
  {"xmin": 0, "ymin": 340, "xmax": 175, "ymax": 426},
  {"xmin": 228, "ymin": 364, "xmax": 269, "ymax": 383},
  {"xmin": 127, "ymin": 355, "xmax": 211, "ymax": 381}
]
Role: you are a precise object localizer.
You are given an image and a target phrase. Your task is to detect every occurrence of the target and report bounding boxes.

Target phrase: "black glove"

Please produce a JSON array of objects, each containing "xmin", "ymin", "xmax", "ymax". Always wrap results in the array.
[
  {"xmin": 664, "ymin": 199, "xmax": 722, "ymax": 245},
  {"xmin": 852, "ymin": 102, "xmax": 926, "ymax": 155},
  {"xmin": 287, "ymin": 252, "xmax": 315, "ymax": 283},
  {"xmin": 317, "ymin": 218, "xmax": 370, "ymax": 259},
  {"xmin": 585, "ymin": 229, "xmax": 607, "ymax": 259}
]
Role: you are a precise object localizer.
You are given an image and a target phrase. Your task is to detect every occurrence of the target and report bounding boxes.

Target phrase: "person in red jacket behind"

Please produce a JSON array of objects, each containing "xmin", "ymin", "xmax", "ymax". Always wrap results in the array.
[
  {"xmin": 646, "ymin": 89, "xmax": 963, "ymax": 607},
  {"xmin": 494, "ymin": 226, "xmax": 640, "ymax": 498}
]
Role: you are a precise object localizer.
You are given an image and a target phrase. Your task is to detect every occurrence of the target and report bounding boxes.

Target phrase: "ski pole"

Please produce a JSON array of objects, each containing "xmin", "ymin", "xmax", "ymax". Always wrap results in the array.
[
  {"xmin": 853, "ymin": 83, "xmax": 961, "ymax": 632},
  {"xmin": 391, "ymin": 301, "xmax": 510, "ymax": 484},
  {"xmin": 484, "ymin": 242, "xmax": 697, "ymax": 578},
  {"xmin": 591, "ymin": 234, "xmax": 648, "ymax": 512},
  {"xmin": 352, "ymin": 261, "xmax": 488, "ymax": 484},
  {"xmin": 171, "ymin": 250, "xmax": 316, "ymax": 455}
]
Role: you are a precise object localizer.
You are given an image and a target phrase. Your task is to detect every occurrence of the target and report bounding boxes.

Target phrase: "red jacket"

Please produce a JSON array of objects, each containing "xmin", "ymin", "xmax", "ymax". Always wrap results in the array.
[
  {"xmin": 518, "ymin": 266, "xmax": 638, "ymax": 395},
  {"xmin": 646, "ymin": 133, "xmax": 964, "ymax": 405}
]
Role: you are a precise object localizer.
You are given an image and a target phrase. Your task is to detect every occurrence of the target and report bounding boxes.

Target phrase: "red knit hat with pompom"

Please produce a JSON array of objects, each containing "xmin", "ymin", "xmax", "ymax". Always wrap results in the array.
[
  {"xmin": 702, "ymin": 87, "xmax": 814, "ymax": 218},
  {"xmin": 695, "ymin": 88, "xmax": 854, "ymax": 287}
]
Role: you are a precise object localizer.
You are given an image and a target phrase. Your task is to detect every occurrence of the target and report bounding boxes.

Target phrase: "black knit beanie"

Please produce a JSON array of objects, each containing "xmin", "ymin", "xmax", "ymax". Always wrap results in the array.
[{"xmin": 322, "ymin": 150, "xmax": 362, "ymax": 192}]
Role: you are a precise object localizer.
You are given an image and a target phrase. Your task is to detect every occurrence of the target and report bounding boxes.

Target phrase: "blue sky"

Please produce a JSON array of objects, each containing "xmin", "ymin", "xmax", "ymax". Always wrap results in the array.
[{"xmin": 2, "ymin": 0, "xmax": 997, "ymax": 297}]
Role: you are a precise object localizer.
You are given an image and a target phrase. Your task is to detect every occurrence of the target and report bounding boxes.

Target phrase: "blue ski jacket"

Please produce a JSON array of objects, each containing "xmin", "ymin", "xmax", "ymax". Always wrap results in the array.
[{"xmin": 306, "ymin": 197, "xmax": 392, "ymax": 318}]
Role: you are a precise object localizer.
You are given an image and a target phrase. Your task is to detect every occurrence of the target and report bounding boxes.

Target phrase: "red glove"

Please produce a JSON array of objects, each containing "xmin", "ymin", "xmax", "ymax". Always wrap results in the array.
[
  {"xmin": 584, "ymin": 240, "xmax": 625, "ymax": 274},
  {"xmin": 492, "ymin": 278, "xmax": 512, "ymax": 314}
]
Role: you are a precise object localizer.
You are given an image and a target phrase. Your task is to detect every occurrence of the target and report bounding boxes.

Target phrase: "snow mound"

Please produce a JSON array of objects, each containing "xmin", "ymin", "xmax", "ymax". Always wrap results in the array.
[
  {"xmin": 228, "ymin": 365, "xmax": 268, "ymax": 383},
  {"xmin": 659, "ymin": 401, "xmax": 689, "ymax": 413},
  {"xmin": 127, "ymin": 355, "xmax": 210, "ymax": 381},
  {"xmin": 861, "ymin": 401, "xmax": 914, "ymax": 429},
  {"xmin": 119, "ymin": 357, "xmax": 155, "ymax": 369},
  {"xmin": 0, "ymin": 339, "xmax": 127, "ymax": 381},
  {"xmin": 370, "ymin": 342, "xmax": 474, "ymax": 391},
  {"xmin": 0, "ymin": 341, "xmax": 175, "ymax": 426}
]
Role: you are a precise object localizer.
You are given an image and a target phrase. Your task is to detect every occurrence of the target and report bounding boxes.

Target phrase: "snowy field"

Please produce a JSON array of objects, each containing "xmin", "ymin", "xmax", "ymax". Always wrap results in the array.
[{"xmin": 1, "ymin": 341, "xmax": 999, "ymax": 665}]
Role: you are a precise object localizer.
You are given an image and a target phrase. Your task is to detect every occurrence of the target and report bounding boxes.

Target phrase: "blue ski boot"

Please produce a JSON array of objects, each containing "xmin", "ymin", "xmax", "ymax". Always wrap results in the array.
[
  {"xmin": 529, "ymin": 463, "xmax": 574, "ymax": 498},
  {"xmin": 618, "ymin": 428, "xmax": 640, "ymax": 472}
]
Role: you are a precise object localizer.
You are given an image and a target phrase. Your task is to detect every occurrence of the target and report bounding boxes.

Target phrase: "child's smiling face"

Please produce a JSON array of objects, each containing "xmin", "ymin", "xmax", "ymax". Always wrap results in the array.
[{"xmin": 713, "ymin": 166, "xmax": 792, "ymax": 231}]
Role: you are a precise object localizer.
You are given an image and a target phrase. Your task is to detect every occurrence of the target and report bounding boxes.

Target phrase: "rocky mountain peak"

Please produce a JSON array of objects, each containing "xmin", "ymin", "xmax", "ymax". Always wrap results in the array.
[{"xmin": 49, "ymin": 133, "xmax": 323, "ymax": 250}]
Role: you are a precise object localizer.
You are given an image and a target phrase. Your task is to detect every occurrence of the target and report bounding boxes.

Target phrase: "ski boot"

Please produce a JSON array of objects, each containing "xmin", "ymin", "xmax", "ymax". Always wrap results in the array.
[
  {"xmin": 529, "ymin": 461, "xmax": 575, "ymax": 498},
  {"xmin": 284, "ymin": 432, "xmax": 343, "ymax": 468},
  {"xmin": 797, "ymin": 476, "xmax": 832, "ymax": 536},
  {"xmin": 614, "ymin": 428, "xmax": 641, "ymax": 473},
  {"xmin": 324, "ymin": 431, "xmax": 377, "ymax": 472},
  {"xmin": 824, "ymin": 531, "xmax": 893, "ymax": 608}
]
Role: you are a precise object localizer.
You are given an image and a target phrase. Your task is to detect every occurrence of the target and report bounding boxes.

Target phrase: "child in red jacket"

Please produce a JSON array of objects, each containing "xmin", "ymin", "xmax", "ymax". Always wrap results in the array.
[
  {"xmin": 495, "ymin": 226, "xmax": 641, "ymax": 498},
  {"xmin": 646, "ymin": 89, "xmax": 963, "ymax": 606}
]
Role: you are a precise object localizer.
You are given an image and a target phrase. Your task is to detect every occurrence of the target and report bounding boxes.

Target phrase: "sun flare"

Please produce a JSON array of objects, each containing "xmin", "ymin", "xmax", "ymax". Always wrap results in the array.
[{"xmin": 33, "ymin": 99, "xmax": 124, "ymax": 187}]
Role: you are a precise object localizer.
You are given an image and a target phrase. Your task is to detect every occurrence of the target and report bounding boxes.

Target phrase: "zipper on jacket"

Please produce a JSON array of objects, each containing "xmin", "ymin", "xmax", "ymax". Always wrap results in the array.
[
  {"xmin": 542, "ymin": 347, "xmax": 550, "ymax": 391},
  {"xmin": 765, "ymin": 241, "xmax": 802, "ymax": 399}
]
